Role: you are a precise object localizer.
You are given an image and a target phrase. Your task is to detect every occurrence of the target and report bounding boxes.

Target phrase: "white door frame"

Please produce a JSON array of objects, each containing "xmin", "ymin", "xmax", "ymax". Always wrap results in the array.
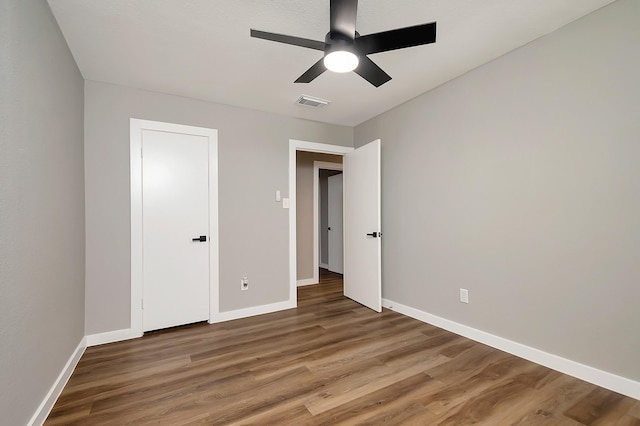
[
  {"xmin": 131, "ymin": 119, "xmax": 219, "ymax": 336},
  {"xmin": 289, "ymin": 140, "xmax": 353, "ymax": 303},
  {"xmin": 314, "ymin": 161, "xmax": 343, "ymax": 278}
]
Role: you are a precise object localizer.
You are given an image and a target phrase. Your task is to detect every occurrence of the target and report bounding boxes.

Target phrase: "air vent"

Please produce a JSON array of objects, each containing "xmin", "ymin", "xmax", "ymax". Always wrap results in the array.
[{"xmin": 296, "ymin": 95, "xmax": 330, "ymax": 108}]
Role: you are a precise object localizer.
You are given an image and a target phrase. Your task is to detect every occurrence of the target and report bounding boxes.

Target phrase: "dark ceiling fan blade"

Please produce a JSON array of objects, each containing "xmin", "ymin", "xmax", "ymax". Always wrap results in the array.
[
  {"xmin": 355, "ymin": 22, "xmax": 436, "ymax": 55},
  {"xmin": 330, "ymin": 0, "xmax": 358, "ymax": 38},
  {"xmin": 250, "ymin": 29, "xmax": 325, "ymax": 51},
  {"xmin": 294, "ymin": 58, "xmax": 327, "ymax": 83},
  {"xmin": 354, "ymin": 56, "xmax": 391, "ymax": 87}
]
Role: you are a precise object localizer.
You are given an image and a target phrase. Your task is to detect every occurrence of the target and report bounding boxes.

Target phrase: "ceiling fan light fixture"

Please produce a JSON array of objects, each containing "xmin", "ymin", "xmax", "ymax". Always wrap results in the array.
[
  {"xmin": 250, "ymin": 0, "xmax": 437, "ymax": 86},
  {"xmin": 324, "ymin": 50, "xmax": 359, "ymax": 73}
]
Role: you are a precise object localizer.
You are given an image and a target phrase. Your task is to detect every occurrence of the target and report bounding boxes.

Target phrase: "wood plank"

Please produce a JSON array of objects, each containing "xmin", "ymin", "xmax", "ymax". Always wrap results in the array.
[
  {"xmin": 564, "ymin": 386, "xmax": 636, "ymax": 425},
  {"xmin": 45, "ymin": 269, "xmax": 639, "ymax": 425}
]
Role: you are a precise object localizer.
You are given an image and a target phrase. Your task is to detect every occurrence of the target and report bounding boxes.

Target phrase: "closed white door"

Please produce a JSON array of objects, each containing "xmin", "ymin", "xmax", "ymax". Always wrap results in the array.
[
  {"xmin": 343, "ymin": 139, "xmax": 382, "ymax": 312},
  {"xmin": 142, "ymin": 129, "xmax": 210, "ymax": 332},
  {"xmin": 327, "ymin": 173, "xmax": 344, "ymax": 274}
]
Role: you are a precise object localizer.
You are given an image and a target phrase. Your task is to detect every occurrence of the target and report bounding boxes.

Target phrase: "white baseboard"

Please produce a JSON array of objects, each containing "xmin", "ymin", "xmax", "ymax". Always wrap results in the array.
[
  {"xmin": 382, "ymin": 298, "xmax": 640, "ymax": 400},
  {"xmin": 86, "ymin": 300, "xmax": 299, "ymax": 344},
  {"xmin": 86, "ymin": 328, "xmax": 142, "ymax": 347},
  {"xmin": 297, "ymin": 278, "xmax": 318, "ymax": 287},
  {"xmin": 210, "ymin": 299, "xmax": 296, "ymax": 323},
  {"xmin": 28, "ymin": 337, "xmax": 87, "ymax": 426}
]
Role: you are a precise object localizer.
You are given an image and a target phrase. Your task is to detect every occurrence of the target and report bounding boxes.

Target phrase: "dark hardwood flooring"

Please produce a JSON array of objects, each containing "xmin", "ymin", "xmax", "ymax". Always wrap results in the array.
[{"xmin": 46, "ymin": 270, "xmax": 639, "ymax": 425}]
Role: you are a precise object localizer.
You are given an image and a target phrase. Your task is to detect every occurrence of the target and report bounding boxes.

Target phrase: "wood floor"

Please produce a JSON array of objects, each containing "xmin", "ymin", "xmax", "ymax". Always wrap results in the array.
[{"xmin": 47, "ymin": 270, "xmax": 639, "ymax": 425}]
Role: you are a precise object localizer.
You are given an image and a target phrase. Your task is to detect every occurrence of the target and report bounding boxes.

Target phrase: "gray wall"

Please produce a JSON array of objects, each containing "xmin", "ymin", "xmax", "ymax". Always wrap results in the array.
[
  {"xmin": 296, "ymin": 152, "xmax": 342, "ymax": 281},
  {"xmin": 85, "ymin": 81, "xmax": 352, "ymax": 334},
  {"xmin": 355, "ymin": 0, "xmax": 640, "ymax": 381},
  {"xmin": 0, "ymin": 1, "xmax": 85, "ymax": 424}
]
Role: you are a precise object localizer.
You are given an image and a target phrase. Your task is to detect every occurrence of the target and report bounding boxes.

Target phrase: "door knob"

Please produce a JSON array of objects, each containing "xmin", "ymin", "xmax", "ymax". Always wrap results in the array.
[
  {"xmin": 366, "ymin": 232, "xmax": 381, "ymax": 238},
  {"xmin": 192, "ymin": 235, "xmax": 207, "ymax": 242}
]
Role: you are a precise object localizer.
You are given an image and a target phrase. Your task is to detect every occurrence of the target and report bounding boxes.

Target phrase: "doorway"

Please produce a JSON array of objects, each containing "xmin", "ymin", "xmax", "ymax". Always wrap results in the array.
[
  {"xmin": 323, "ymin": 169, "xmax": 344, "ymax": 274},
  {"xmin": 314, "ymin": 161, "xmax": 344, "ymax": 281},
  {"xmin": 296, "ymin": 153, "xmax": 342, "ymax": 286},
  {"xmin": 289, "ymin": 141, "xmax": 352, "ymax": 302},
  {"xmin": 289, "ymin": 139, "xmax": 382, "ymax": 312},
  {"xmin": 130, "ymin": 119, "xmax": 219, "ymax": 335}
]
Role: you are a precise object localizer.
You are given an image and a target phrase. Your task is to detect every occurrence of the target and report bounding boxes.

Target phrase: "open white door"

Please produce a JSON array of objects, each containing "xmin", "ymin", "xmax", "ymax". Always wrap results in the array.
[{"xmin": 343, "ymin": 139, "xmax": 381, "ymax": 312}]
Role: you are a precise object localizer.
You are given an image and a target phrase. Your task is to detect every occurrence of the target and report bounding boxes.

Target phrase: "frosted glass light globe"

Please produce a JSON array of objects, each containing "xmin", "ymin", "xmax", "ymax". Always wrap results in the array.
[{"xmin": 323, "ymin": 50, "xmax": 359, "ymax": 73}]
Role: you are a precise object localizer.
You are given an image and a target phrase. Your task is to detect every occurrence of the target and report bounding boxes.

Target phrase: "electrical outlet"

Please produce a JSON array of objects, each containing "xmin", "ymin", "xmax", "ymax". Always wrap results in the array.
[
  {"xmin": 460, "ymin": 288, "xmax": 469, "ymax": 304},
  {"xmin": 241, "ymin": 277, "xmax": 249, "ymax": 291}
]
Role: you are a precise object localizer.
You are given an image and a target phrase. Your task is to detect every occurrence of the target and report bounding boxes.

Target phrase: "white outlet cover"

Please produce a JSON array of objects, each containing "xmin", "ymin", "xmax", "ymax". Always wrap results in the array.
[
  {"xmin": 282, "ymin": 198, "xmax": 290, "ymax": 209},
  {"xmin": 460, "ymin": 288, "xmax": 469, "ymax": 304}
]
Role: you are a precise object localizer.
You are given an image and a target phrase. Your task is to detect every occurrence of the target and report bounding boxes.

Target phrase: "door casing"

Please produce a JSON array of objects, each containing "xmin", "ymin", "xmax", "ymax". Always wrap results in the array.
[{"xmin": 131, "ymin": 119, "xmax": 219, "ymax": 336}]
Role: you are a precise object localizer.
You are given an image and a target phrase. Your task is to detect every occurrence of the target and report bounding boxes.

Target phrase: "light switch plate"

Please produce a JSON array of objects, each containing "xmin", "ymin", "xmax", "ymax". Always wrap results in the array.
[
  {"xmin": 460, "ymin": 288, "xmax": 469, "ymax": 304},
  {"xmin": 283, "ymin": 198, "xmax": 290, "ymax": 209},
  {"xmin": 276, "ymin": 190, "xmax": 281, "ymax": 202}
]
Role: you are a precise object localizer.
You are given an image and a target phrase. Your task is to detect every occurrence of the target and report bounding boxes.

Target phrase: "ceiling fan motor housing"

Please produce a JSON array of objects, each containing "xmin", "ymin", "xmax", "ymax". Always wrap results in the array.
[{"xmin": 326, "ymin": 32, "xmax": 358, "ymax": 52}]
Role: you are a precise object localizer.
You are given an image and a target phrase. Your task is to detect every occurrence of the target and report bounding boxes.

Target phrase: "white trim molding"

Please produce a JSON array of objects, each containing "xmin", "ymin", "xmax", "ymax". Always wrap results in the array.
[
  {"xmin": 289, "ymin": 140, "xmax": 353, "ymax": 307},
  {"xmin": 28, "ymin": 337, "xmax": 87, "ymax": 426},
  {"xmin": 382, "ymin": 298, "xmax": 640, "ymax": 400},
  {"xmin": 297, "ymin": 278, "xmax": 318, "ymax": 287},
  {"xmin": 130, "ymin": 119, "xmax": 219, "ymax": 335},
  {"xmin": 210, "ymin": 299, "xmax": 296, "ymax": 324},
  {"xmin": 86, "ymin": 328, "xmax": 141, "ymax": 347}
]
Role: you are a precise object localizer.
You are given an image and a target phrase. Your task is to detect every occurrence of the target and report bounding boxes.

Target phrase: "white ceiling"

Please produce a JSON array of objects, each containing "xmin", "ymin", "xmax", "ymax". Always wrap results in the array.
[{"xmin": 48, "ymin": 0, "xmax": 616, "ymax": 127}]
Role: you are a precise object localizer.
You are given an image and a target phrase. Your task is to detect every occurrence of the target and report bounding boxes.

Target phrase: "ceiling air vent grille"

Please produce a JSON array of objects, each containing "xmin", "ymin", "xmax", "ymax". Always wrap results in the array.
[{"xmin": 296, "ymin": 95, "xmax": 330, "ymax": 108}]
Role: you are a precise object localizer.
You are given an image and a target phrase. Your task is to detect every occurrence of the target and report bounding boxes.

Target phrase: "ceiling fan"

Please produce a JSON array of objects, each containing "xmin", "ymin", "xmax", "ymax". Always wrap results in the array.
[{"xmin": 250, "ymin": 0, "xmax": 437, "ymax": 87}]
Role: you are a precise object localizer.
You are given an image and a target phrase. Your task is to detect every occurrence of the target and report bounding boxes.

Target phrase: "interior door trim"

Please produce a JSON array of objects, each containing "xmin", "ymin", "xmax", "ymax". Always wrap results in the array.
[{"xmin": 130, "ymin": 119, "xmax": 219, "ymax": 335}]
